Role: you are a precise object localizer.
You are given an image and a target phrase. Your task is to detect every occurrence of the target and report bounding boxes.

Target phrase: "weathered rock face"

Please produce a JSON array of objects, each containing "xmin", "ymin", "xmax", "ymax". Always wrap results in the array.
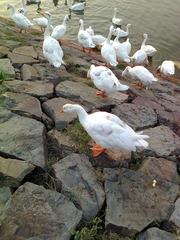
[
  {"xmin": 0, "ymin": 58, "xmax": 15, "ymax": 78},
  {"xmin": 6, "ymin": 80, "xmax": 54, "ymax": 98},
  {"xmin": 0, "ymin": 112, "xmax": 47, "ymax": 168},
  {"xmin": 112, "ymin": 103, "xmax": 157, "ymax": 130},
  {"xmin": 0, "ymin": 92, "xmax": 42, "ymax": 120},
  {"xmin": 169, "ymin": 197, "xmax": 180, "ymax": 228},
  {"xmin": 8, "ymin": 52, "xmax": 39, "ymax": 68},
  {"xmin": 0, "ymin": 187, "xmax": 11, "ymax": 222},
  {"xmin": 104, "ymin": 168, "xmax": 179, "ymax": 237},
  {"xmin": 137, "ymin": 227, "xmax": 179, "ymax": 240},
  {"xmin": 21, "ymin": 64, "xmax": 39, "ymax": 81},
  {"xmin": 0, "ymin": 182, "xmax": 82, "ymax": 240},
  {"xmin": 143, "ymin": 125, "xmax": 180, "ymax": 159},
  {"xmin": 0, "ymin": 46, "xmax": 9, "ymax": 58},
  {"xmin": 12, "ymin": 46, "xmax": 38, "ymax": 59},
  {"xmin": 42, "ymin": 97, "xmax": 78, "ymax": 130},
  {"xmin": 139, "ymin": 157, "xmax": 179, "ymax": 184},
  {"xmin": 53, "ymin": 153, "xmax": 105, "ymax": 221},
  {"xmin": 0, "ymin": 156, "xmax": 35, "ymax": 187}
]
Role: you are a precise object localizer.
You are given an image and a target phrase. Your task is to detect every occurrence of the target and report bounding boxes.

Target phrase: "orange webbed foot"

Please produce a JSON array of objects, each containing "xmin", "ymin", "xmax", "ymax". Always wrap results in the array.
[
  {"xmin": 90, "ymin": 144, "xmax": 106, "ymax": 157},
  {"xmin": 96, "ymin": 90, "xmax": 108, "ymax": 99}
]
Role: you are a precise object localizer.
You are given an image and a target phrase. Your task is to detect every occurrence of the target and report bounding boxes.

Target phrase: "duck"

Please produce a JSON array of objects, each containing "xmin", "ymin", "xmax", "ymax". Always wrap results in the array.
[
  {"xmin": 112, "ymin": 8, "xmax": 123, "ymax": 26},
  {"xmin": 87, "ymin": 65, "xmax": 129, "ymax": 98},
  {"xmin": 62, "ymin": 104, "xmax": 149, "ymax": 157},
  {"xmin": 7, "ymin": 4, "xmax": 33, "ymax": 33},
  {"xmin": 112, "ymin": 24, "xmax": 131, "ymax": 38},
  {"xmin": 122, "ymin": 66, "xmax": 157, "ymax": 88},
  {"xmin": 141, "ymin": 33, "xmax": 157, "ymax": 57},
  {"xmin": 85, "ymin": 26, "xmax": 94, "ymax": 36},
  {"xmin": 43, "ymin": 12, "xmax": 64, "ymax": 68},
  {"xmin": 157, "ymin": 60, "xmax": 175, "ymax": 76},
  {"xmin": 130, "ymin": 49, "xmax": 148, "ymax": 66},
  {"xmin": 101, "ymin": 26, "xmax": 118, "ymax": 67},
  {"xmin": 51, "ymin": 15, "xmax": 69, "ymax": 43},
  {"xmin": 112, "ymin": 28, "xmax": 131, "ymax": 63},
  {"xmin": 17, "ymin": 0, "xmax": 27, "ymax": 16},
  {"xmin": 78, "ymin": 19, "xmax": 95, "ymax": 53}
]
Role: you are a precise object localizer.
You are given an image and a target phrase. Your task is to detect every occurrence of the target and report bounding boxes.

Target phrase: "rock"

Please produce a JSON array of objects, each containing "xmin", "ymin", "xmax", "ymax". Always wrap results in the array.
[
  {"xmin": 53, "ymin": 153, "xmax": 105, "ymax": 221},
  {"xmin": 0, "ymin": 182, "xmax": 82, "ymax": 239},
  {"xmin": 55, "ymin": 80, "xmax": 120, "ymax": 110},
  {"xmin": 12, "ymin": 46, "xmax": 38, "ymax": 59},
  {"xmin": 132, "ymin": 96, "xmax": 164, "ymax": 111},
  {"xmin": 0, "ymin": 187, "xmax": 11, "ymax": 221},
  {"xmin": 8, "ymin": 52, "xmax": 39, "ymax": 68},
  {"xmin": 21, "ymin": 64, "xmax": 39, "ymax": 81},
  {"xmin": 6, "ymin": 80, "xmax": 54, "ymax": 98},
  {"xmin": 143, "ymin": 125, "xmax": 180, "ymax": 159},
  {"xmin": 0, "ymin": 92, "xmax": 42, "ymax": 120},
  {"xmin": 137, "ymin": 227, "xmax": 179, "ymax": 240},
  {"xmin": 0, "ymin": 58, "xmax": 15, "ymax": 78},
  {"xmin": 0, "ymin": 107, "xmax": 14, "ymax": 124},
  {"xmin": 0, "ymin": 46, "xmax": 9, "ymax": 58},
  {"xmin": 169, "ymin": 198, "xmax": 180, "ymax": 228},
  {"xmin": 112, "ymin": 103, "xmax": 157, "ymax": 130},
  {"xmin": 0, "ymin": 112, "xmax": 47, "ymax": 168},
  {"xmin": 139, "ymin": 157, "xmax": 179, "ymax": 184},
  {"xmin": 104, "ymin": 168, "xmax": 179, "ymax": 236},
  {"xmin": 0, "ymin": 156, "xmax": 35, "ymax": 187},
  {"xmin": 41, "ymin": 112, "xmax": 54, "ymax": 130},
  {"xmin": 42, "ymin": 97, "xmax": 78, "ymax": 130}
]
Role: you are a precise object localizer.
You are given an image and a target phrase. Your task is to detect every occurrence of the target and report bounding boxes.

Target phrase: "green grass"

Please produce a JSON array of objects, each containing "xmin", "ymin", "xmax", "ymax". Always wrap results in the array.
[{"xmin": 0, "ymin": 69, "xmax": 8, "ymax": 83}]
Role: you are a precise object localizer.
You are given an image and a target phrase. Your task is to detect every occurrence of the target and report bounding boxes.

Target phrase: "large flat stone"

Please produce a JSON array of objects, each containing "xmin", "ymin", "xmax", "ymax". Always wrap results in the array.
[
  {"xmin": 13, "ymin": 46, "xmax": 38, "ymax": 59},
  {"xmin": 0, "ymin": 46, "xmax": 9, "ymax": 58},
  {"xmin": 104, "ymin": 168, "xmax": 179, "ymax": 236},
  {"xmin": 0, "ymin": 92, "xmax": 42, "ymax": 120},
  {"xmin": 143, "ymin": 125, "xmax": 180, "ymax": 159},
  {"xmin": 8, "ymin": 52, "xmax": 39, "ymax": 67},
  {"xmin": 21, "ymin": 64, "xmax": 39, "ymax": 81},
  {"xmin": 0, "ymin": 182, "xmax": 82, "ymax": 239},
  {"xmin": 169, "ymin": 197, "xmax": 180, "ymax": 228},
  {"xmin": 137, "ymin": 227, "xmax": 179, "ymax": 240},
  {"xmin": 42, "ymin": 97, "xmax": 78, "ymax": 130},
  {"xmin": 0, "ymin": 113, "xmax": 47, "ymax": 168},
  {"xmin": 53, "ymin": 153, "xmax": 105, "ymax": 221},
  {"xmin": 0, "ymin": 58, "xmax": 15, "ymax": 78},
  {"xmin": 112, "ymin": 103, "xmax": 157, "ymax": 130},
  {"xmin": 6, "ymin": 80, "xmax": 53, "ymax": 98}
]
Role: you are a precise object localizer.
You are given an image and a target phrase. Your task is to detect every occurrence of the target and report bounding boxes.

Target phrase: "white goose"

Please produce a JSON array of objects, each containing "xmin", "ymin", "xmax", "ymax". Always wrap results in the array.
[
  {"xmin": 112, "ymin": 24, "xmax": 131, "ymax": 38},
  {"xmin": 101, "ymin": 26, "xmax": 118, "ymax": 67},
  {"xmin": 122, "ymin": 66, "xmax": 157, "ymax": 88},
  {"xmin": 130, "ymin": 49, "xmax": 148, "ymax": 66},
  {"xmin": 87, "ymin": 65, "xmax": 129, "ymax": 98},
  {"xmin": 85, "ymin": 26, "xmax": 94, "ymax": 36},
  {"xmin": 33, "ymin": 11, "xmax": 52, "ymax": 33},
  {"xmin": 7, "ymin": 4, "xmax": 33, "ymax": 33},
  {"xmin": 112, "ymin": 28, "xmax": 131, "ymax": 63},
  {"xmin": 123, "ymin": 38, "xmax": 131, "ymax": 55},
  {"xmin": 157, "ymin": 60, "xmax": 175, "ymax": 76},
  {"xmin": 17, "ymin": 0, "xmax": 27, "ymax": 16},
  {"xmin": 78, "ymin": 19, "xmax": 95, "ymax": 53},
  {"xmin": 51, "ymin": 15, "xmax": 69, "ymax": 42},
  {"xmin": 92, "ymin": 34, "xmax": 106, "ymax": 49},
  {"xmin": 68, "ymin": 0, "xmax": 86, "ymax": 12},
  {"xmin": 112, "ymin": 8, "xmax": 123, "ymax": 26},
  {"xmin": 43, "ymin": 12, "xmax": 64, "ymax": 68},
  {"xmin": 141, "ymin": 33, "xmax": 157, "ymax": 57},
  {"xmin": 62, "ymin": 104, "xmax": 149, "ymax": 157}
]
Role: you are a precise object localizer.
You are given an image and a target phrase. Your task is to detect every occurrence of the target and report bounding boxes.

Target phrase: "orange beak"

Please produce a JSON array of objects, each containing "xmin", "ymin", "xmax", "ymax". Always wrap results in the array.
[{"xmin": 60, "ymin": 108, "xmax": 64, "ymax": 113}]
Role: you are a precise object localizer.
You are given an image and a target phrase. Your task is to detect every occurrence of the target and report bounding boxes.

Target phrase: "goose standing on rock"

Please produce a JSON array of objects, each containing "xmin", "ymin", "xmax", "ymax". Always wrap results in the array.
[
  {"xmin": 141, "ymin": 33, "xmax": 157, "ymax": 57},
  {"xmin": 33, "ymin": 11, "xmax": 50, "ymax": 33},
  {"xmin": 78, "ymin": 19, "xmax": 95, "ymax": 53},
  {"xmin": 112, "ymin": 8, "xmax": 123, "ymax": 26},
  {"xmin": 7, "ymin": 4, "xmax": 33, "ymax": 33},
  {"xmin": 122, "ymin": 66, "xmax": 157, "ymax": 88},
  {"xmin": 62, "ymin": 104, "xmax": 149, "ymax": 157},
  {"xmin": 130, "ymin": 49, "xmax": 148, "ymax": 66},
  {"xmin": 51, "ymin": 15, "xmax": 69, "ymax": 43},
  {"xmin": 43, "ymin": 12, "xmax": 64, "ymax": 68},
  {"xmin": 112, "ymin": 24, "xmax": 131, "ymax": 38},
  {"xmin": 101, "ymin": 26, "xmax": 118, "ymax": 67},
  {"xmin": 87, "ymin": 65, "xmax": 129, "ymax": 98},
  {"xmin": 157, "ymin": 60, "xmax": 175, "ymax": 76}
]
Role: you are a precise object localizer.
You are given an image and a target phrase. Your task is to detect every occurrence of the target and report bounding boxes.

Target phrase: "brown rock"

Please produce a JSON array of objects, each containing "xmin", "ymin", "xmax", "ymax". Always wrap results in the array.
[
  {"xmin": 21, "ymin": 64, "xmax": 39, "ymax": 81},
  {"xmin": 0, "ymin": 58, "xmax": 15, "ymax": 78},
  {"xmin": 8, "ymin": 52, "xmax": 39, "ymax": 68},
  {"xmin": 12, "ymin": 46, "xmax": 38, "ymax": 59}
]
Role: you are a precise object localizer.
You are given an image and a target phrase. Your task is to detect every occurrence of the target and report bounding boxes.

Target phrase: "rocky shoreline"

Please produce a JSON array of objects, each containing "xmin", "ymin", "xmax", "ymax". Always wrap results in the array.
[{"xmin": 0, "ymin": 17, "xmax": 179, "ymax": 240}]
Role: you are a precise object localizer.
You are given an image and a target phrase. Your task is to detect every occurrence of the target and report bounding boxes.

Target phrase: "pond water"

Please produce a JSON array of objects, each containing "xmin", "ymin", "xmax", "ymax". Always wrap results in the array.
[{"xmin": 0, "ymin": 0, "xmax": 180, "ymax": 70}]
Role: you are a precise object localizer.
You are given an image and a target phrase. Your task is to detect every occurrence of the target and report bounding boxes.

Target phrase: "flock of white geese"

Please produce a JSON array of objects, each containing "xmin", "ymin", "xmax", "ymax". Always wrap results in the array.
[{"xmin": 6, "ymin": 0, "xmax": 176, "ymax": 157}]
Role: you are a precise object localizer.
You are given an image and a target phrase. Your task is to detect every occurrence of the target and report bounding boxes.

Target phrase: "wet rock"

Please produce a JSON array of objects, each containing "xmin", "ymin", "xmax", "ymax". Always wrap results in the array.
[
  {"xmin": 112, "ymin": 103, "xmax": 157, "ymax": 130},
  {"xmin": 0, "ymin": 58, "xmax": 15, "ymax": 78},
  {"xmin": 0, "ymin": 156, "xmax": 35, "ymax": 187},
  {"xmin": 104, "ymin": 168, "xmax": 179, "ymax": 236},
  {"xmin": 137, "ymin": 227, "xmax": 179, "ymax": 240},
  {"xmin": 42, "ymin": 97, "xmax": 78, "ymax": 130},
  {"xmin": 139, "ymin": 157, "xmax": 179, "ymax": 184},
  {"xmin": 0, "ymin": 92, "xmax": 42, "ymax": 120},
  {"xmin": 12, "ymin": 46, "xmax": 38, "ymax": 59},
  {"xmin": 169, "ymin": 198, "xmax": 180, "ymax": 228},
  {"xmin": 53, "ymin": 153, "xmax": 105, "ymax": 221},
  {"xmin": 21, "ymin": 64, "xmax": 39, "ymax": 81},
  {"xmin": 143, "ymin": 125, "xmax": 180, "ymax": 159},
  {"xmin": 8, "ymin": 52, "xmax": 39, "ymax": 68},
  {"xmin": 0, "ymin": 182, "xmax": 82, "ymax": 240},
  {"xmin": 6, "ymin": 80, "xmax": 54, "ymax": 98},
  {"xmin": 0, "ymin": 46, "xmax": 9, "ymax": 58},
  {"xmin": 0, "ymin": 112, "xmax": 47, "ymax": 168}
]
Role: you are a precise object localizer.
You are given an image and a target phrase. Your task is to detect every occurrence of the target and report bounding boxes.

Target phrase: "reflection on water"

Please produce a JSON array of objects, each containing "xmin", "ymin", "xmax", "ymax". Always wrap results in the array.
[{"xmin": 0, "ymin": 0, "xmax": 179, "ymax": 70}]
